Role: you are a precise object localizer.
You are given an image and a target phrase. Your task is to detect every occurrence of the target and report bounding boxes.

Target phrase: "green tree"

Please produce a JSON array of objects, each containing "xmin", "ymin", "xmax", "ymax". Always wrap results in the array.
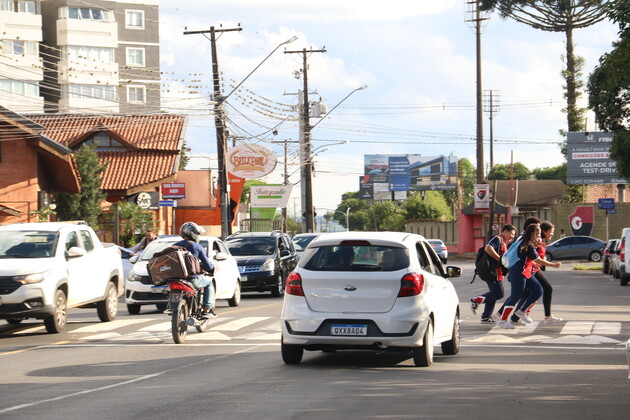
[
  {"xmin": 487, "ymin": 162, "xmax": 530, "ymax": 180},
  {"xmin": 54, "ymin": 144, "xmax": 107, "ymax": 229},
  {"xmin": 458, "ymin": 157, "xmax": 477, "ymax": 207},
  {"xmin": 404, "ymin": 191, "xmax": 453, "ymax": 221},
  {"xmin": 115, "ymin": 202, "xmax": 154, "ymax": 247},
  {"xmin": 480, "ymin": 0, "xmax": 609, "ymax": 132},
  {"xmin": 588, "ymin": 0, "xmax": 630, "ymax": 179},
  {"xmin": 533, "ymin": 163, "xmax": 566, "ymax": 180}
]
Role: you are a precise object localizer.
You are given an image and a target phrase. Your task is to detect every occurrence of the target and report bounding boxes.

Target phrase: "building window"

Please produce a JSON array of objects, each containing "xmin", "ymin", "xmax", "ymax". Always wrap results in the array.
[
  {"xmin": 18, "ymin": 1, "xmax": 35, "ymax": 13},
  {"xmin": 0, "ymin": 79, "xmax": 39, "ymax": 96},
  {"xmin": 0, "ymin": 1, "xmax": 14, "ymax": 12},
  {"xmin": 126, "ymin": 48, "xmax": 145, "ymax": 67},
  {"xmin": 1, "ymin": 40, "xmax": 38, "ymax": 56},
  {"xmin": 61, "ymin": 46, "xmax": 114, "ymax": 63},
  {"xmin": 125, "ymin": 10, "xmax": 144, "ymax": 29},
  {"xmin": 64, "ymin": 84, "xmax": 116, "ymax": 101},
  {"xmin": 83, "ymin": 132, "xmax": 124, "ymax": 149},
  {"xmin": 127, "ymin": 85, "xmax": 146, "ymax": 103},
  {"xmin": 59, "ymin": 6, "xmax": 114, "ymax": 22}
]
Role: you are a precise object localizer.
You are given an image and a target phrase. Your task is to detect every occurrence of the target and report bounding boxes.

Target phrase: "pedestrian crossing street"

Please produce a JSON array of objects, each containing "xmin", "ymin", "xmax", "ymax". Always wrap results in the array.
[
  {"xmin": 6, "ymin": 317, "xmax": 629, "ymax": 346},
  {"xmin": 464, "ymin": 320, "xmax": 628, "ymax": 346}
]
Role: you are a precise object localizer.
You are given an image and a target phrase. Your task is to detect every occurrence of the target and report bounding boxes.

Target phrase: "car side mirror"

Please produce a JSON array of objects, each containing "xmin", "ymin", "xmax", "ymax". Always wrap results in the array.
[
  {"xmin": 445, "ymin": 266, "xmax": 461, "ymax": 278},
  {"xmin": 129, "ymin": 255, "xmax": 139, "ymax": 264},
  {"xmin": 214, "ymin": 252, "xmax": 229, "ymax": 261},
  {"xmin": 66, "ymin": 246, "xmax": 86, "ymax": 259},
  {"xmin": 281, "ymin": 249, "xmax": 290, "ymax": 257}
]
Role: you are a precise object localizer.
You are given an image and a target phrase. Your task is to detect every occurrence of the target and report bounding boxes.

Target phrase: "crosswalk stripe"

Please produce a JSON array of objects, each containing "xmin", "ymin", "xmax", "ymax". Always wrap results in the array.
[
  {"xmin": 72, "ymin": 318, "xmax": 157, "ymax": 333},
  {"xmin": 139, "ymin": 322, "xmax": 171, "ymax": 332},
  {"xmin": 213, "ymin": 317, "xmax": 269, "ymax": 331},
  {"xmin": 560, "ymin": 321, "xmax": 594, "ymax": 335},
  {"xmin": 592, "ymin": 322, "xmax": 621, "ymax": 335}
]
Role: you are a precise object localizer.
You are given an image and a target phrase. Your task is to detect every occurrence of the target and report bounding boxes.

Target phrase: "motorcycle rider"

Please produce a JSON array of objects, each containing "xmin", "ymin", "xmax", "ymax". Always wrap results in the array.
[{"xmin": 174, "ymin": 221, "xmax": 217, "ymax": 319}]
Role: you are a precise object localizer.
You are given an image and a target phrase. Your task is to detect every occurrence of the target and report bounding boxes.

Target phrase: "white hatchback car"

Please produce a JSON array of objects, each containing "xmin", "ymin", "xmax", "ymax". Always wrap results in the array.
[
  {"xmin": 281, "ymin": 231, "xmax": 462, "ymax": 367},
  {"xmin": 125, "ymin": 235, "xmax": 241, "ymax": 314}
]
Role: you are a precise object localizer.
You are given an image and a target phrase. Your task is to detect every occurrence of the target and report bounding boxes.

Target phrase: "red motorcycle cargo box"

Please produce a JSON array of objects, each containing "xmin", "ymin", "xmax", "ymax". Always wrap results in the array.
[{"xmin": 148, "ymin": 248, "xmax": 190, "ymax": 285}]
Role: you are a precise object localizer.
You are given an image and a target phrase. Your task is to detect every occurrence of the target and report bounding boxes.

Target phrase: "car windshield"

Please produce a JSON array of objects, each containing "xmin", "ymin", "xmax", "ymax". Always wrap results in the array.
[
  {"xmin": 0, "ymin": 230, "xmax": 58, "ymax": 258},
  {"xmin": 302, "ymin": 244, "xmax": 409, "ymax": 271},
  {"xmin": 140, "ymin": 240, "xmax": 178, "ymax": 260},
  {"xmin": 226, "ymin": 237, "xmax": 276, "ymax": 256},
  {"xmin": 294, "ymin": 235, "xmax": 317, "ymax": 249}
]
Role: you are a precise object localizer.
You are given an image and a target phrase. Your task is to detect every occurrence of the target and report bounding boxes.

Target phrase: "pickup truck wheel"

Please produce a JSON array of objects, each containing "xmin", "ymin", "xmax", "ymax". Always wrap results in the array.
[
  {"xmin": 7, "ymin": 318, "xmax": 23, "ymax": 324},
  {"xmin": 44, "ymin": 289, "xmax": 67, "ymax": 333},
  {"xmin": 127, "ymin": 303, "xmax": 141, "ymax": 314},
  {"xmin": 228, "ymin": 280, "xmax": 241, "ymax": 307},
  {"xmin": 97, "ymin": 282, "xmax": 118, "ymax": 322}
]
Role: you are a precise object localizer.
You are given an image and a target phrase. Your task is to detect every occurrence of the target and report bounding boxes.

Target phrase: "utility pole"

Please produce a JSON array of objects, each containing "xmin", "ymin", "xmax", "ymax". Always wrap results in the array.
[
  {"xmin": 483, "ymin": 89, "xmax": 500, "ymax": 171},
  {"xmin": 272, "ymin": 139, "xmax": 299, "ymax": 232},
  {"xmin": 466, "ymin": 1, "xmax": 488, "ymax": 184},
  {"xmin": 184, "ymin": 25, "xmax": 242, "ymax": 239},
  {"xmin": 284, "ymin": 47, "xmax": 326, "ymax": 233}
]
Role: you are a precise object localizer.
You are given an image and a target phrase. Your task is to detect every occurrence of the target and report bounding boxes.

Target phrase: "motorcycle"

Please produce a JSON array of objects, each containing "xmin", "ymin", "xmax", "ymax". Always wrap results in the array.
[{"xmin": 167, "ymin": 277, "xmax": 212, "ymax": 344}]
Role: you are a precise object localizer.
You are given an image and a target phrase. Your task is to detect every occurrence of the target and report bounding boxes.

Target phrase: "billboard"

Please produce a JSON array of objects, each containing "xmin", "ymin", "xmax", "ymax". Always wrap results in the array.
[
  {"xmin": 363, "ymin": 154, "xmax": 458, "ymax": 193},
  {"xmin": 566, "ymin": 132, "xmax": 627, "ymax": 185}
]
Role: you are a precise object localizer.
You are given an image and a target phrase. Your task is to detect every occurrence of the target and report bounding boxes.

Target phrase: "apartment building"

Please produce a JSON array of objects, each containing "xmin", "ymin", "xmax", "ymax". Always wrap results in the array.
[
  {"xmin": 0, "ymin": 0, "xmax": 160, "ymax": 114},
  {"xmin": 0, "ymin": 1, "xmax": 45, "ymax": 113}
]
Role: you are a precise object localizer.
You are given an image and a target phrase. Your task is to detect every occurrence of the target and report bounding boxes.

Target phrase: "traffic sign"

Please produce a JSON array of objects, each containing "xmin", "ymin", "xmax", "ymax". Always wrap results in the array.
[
  {"xmin": 598, "ymin": 198, "xmax": 615, "ymax": 209},
  {"xmin": 607, "ymin": 209, "xmax": 617, "ymax": 214},
  {"xmin": 158, "ymin": 200, "xmax": 177, "ymax": 207}
]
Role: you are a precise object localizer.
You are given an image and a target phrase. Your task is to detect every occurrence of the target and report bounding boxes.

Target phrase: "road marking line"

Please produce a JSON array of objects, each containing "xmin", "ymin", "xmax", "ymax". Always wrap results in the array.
[
  {"xmin": 212, "ymin": 317, "xmax": 269, "ymax": 331},
  {"xmin": 0, "ymin": 344, "xmax": 268, "ymax": 415},
  {"xmin": 138, "ymin": 322, "xmax": 171, "ymax": 332},
  {"xmin": 11, "ymin": 325, "xmax": 45, "ymax": 335},
  {"xmin": 560, "ymin": 321, "xmax": 594, "ymax": 335},
  {"xmin": 71, "ymin": 318, "xmax": 157, "ymax": 333},
  {"xmin": 592, "ymin": 322, "xmax": 621, "ymax": 335},
  {"xmin": 254, "ymin": 319, "xmax": 281, "ymax": 331}
]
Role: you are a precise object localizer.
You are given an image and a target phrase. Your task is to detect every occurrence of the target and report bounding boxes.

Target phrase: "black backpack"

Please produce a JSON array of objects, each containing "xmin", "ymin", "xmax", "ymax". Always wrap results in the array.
[{"xmin": 471, "ymin": 244, "xmax": 499, "ymax": 283}]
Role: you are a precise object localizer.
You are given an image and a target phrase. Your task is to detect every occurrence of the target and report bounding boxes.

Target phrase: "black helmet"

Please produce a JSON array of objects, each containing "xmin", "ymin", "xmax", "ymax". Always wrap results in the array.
[{"xmin": 179, "ymin": 221, "xmax": 205, "ymax": 242}]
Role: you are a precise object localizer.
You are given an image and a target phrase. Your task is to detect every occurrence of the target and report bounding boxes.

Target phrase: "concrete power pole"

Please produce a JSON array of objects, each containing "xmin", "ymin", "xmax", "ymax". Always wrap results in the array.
[
  {"xmin": 284, "ymin": 48, "xmax": 326, "ymax": 233},
  {"xmin": 184, "ymin": 26, "xmax": 242, "ymax": 239},
  {"xmin": 466, "ymin": 1, "xmax": 488, "ymax": 184},
  {"xmin": 483, "ymin": 89, "xmax": 500, "ymax": 172}
]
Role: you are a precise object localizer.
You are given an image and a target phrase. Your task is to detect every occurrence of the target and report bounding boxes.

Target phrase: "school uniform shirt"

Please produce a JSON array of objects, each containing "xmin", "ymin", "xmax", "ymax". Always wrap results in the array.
[
  {"xmin": 515, "ymin": 243, "xmax": 540, "ymax": 279},
  {"xmin": 487, "ymin": 235, "xmax": 507, "ymax": 281}
]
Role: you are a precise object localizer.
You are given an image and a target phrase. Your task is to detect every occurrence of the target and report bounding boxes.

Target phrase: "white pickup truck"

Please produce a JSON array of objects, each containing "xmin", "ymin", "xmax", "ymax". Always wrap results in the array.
[{"xmin": 0, "ymin": 222, "xmax": 124, "ymax": 333}]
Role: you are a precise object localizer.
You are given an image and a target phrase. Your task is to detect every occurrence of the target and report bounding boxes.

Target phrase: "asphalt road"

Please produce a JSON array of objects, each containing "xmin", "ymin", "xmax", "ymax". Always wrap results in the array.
[{"xmin": 1, "ymin": 259, "xmax": 629, "ymax": 419}]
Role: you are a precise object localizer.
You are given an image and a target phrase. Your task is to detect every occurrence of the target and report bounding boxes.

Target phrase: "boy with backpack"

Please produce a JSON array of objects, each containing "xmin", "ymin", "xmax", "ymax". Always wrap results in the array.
[{"xmin": 469, "ymin": 224, "xmax": 516, "ymax": 323}]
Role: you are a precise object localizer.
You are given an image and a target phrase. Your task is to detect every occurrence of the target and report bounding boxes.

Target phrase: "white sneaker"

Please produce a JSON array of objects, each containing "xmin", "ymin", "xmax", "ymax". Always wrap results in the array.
[
  {"xmin": 491, "ymin": 313, "xmax": 501, "ymax": 322},
  {"xmin": 497, "ymin": 320, "xmax": 515, "ymax": 329},
  {"xmin": 514, "ymin": 309, "xmax": 533, "ymax": 324},
  {"xmin": 543, "ymin": 315, "xmax": 563, "ymax": 325}
]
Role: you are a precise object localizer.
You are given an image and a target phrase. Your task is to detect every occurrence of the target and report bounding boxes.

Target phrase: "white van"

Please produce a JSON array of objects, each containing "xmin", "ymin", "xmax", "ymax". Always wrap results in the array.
[{"xmin": 618, "ymin": 228, "xmax": 630, "ymax": 286}]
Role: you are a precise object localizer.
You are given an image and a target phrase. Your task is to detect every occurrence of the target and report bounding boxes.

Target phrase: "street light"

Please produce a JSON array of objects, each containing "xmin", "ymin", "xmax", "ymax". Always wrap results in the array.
[
  {"xmin": 184, "ymin": 28, "xmax": 297, "ymax": 239},
  {"xmin": 303, "ymin": 85, "xmax": 367, "ymax": 233}
]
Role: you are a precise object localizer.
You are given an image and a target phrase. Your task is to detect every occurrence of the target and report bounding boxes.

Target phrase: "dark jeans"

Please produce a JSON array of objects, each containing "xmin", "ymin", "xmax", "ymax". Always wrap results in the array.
[
  {"xmin": 503, "ymin": 265, "xmax": 543, "ymax": 320},
  {"xmin": 480, "ymin": 279, "xmax": 505, "ymax": 319},
  {"xmin": 515, "ymin": 270, "xmax": 553, "ymax": 317}
]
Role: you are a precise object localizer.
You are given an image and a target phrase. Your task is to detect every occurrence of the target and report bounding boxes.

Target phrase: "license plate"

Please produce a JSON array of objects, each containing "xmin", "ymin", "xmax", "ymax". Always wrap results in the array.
[
  {"xmin": 168, "ymin": 292, "xmax": 182, "ymax": 303},
  {"xmin": 331, "ymin": 324, "xmax": 368, "ymax": 336},
  {"xmin": 151, "ymin": 286, "xmax": 167, "ymax": 294}
]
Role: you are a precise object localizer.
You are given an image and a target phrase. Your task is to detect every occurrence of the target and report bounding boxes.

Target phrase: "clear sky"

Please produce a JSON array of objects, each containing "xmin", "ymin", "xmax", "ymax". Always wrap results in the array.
[{"xmin": 157, "ymin": 0, "xmax": 619, "ymax": 215}]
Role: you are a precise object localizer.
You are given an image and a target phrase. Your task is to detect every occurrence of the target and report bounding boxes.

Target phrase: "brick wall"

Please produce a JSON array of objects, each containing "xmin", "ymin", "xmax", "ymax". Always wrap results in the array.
[{"xmin": 0, "ymin": 138, "xmax": 39, "ymax": 224}]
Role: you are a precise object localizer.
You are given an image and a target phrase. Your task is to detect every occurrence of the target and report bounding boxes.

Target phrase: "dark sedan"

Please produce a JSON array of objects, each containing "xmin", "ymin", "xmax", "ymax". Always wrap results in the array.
[{"xmin": 545, "ymin": 236, "xmax": 606, "ymax": 262}]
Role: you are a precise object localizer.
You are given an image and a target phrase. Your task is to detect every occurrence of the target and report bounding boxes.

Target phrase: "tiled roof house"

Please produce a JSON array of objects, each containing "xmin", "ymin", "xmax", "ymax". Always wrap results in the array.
[{"xmin": 0, "ymin": 106, "xmax": 81, "ymax": 224}]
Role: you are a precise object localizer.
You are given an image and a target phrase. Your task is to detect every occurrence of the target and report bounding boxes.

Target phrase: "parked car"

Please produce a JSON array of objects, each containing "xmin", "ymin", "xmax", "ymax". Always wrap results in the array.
[
  {"xmin": 602, "ymin": 239, "xmax": 619, "ymax": 274},
  {"xmin": 292, "ymin": 233, "xmax": 319, "ymax": 261},
  {"xmin": 0, "ymin": 222, "xmax": 123, "ymax": 333},
  {"xmin": 617, "ymin": 228, "xmax": 630, "ymax": 286},
  {"xmin": 544, "ymin": 235, "xmax": 606, "ymax": 262},
  {"xmin": 280, "ymin": 231, "xmax": 462, "ymax": 367},
  {"xmin": 611, "ymin": 239, "xmax": 622, "ymax": 279},
  {"xmin": 125, "ymin": 235, "xmax": 241, "ymax": 314},
  {"xmin": 117, "ymin": 245, "xmax": 134, "ymax": 279},
  {"xmin": 427, "ymin": 239, "xmax": 448, "ymax": 264},
  {"xmin": 225, "ymin": 231, "xmax": 298, "ymax": 297}
]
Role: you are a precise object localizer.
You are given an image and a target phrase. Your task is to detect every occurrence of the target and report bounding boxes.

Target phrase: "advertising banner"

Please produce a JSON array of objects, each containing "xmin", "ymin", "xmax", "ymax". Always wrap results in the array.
[
  {"xmin": 364, "ymin": 154, "xmax": 458, "ymax": 192},
  {"xmin": 569, "ymin": 206, "xmax": 594, "ymax": 236},
  {"xmin": 161, "ymin": 183, "xmax": 185, "ymax": 199},
  {"xmin": 474, "ymin": 184, "xmax": 490, "ymax": 214},
  {"xmin": 566, "ymin": 132, "xmax": 627, "ymax": 185},
  {"xmin": 250, "ymin": 185, "xmax": 293, "ymax": 208},
  {"xmin": 129, "ymin": 191, "xmax": 159, "ymax": 210},
  {"xmin": 227, "ymin": 143, "xmax": 277, "ymax": 179},
  {"xmin": 359, "ymin": 175, "xmax": 374, "ymax": 200}
]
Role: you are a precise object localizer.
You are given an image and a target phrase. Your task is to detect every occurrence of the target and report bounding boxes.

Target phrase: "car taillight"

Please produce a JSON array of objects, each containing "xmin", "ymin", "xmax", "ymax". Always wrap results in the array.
[
  {"xmin": 621, "ymin": 239, "xmax": 626, "ymax": 262},
  {"xmin": 285, "ymin": 272, "xmax": 304, "ymax": 296},
  {"xmin": 398, "ymin": 273, "xmax": 424, "ymax": 297}
]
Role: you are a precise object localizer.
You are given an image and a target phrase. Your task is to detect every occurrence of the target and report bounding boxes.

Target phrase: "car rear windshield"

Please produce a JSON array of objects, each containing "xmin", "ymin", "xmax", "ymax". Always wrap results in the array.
[
  {"xmin": 301, "ymin": 244, "xmax": 409, "ymax": 271},
  {"xmin": 225, "ymin": 237, "xmax": 276, "ymax": 256}
]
